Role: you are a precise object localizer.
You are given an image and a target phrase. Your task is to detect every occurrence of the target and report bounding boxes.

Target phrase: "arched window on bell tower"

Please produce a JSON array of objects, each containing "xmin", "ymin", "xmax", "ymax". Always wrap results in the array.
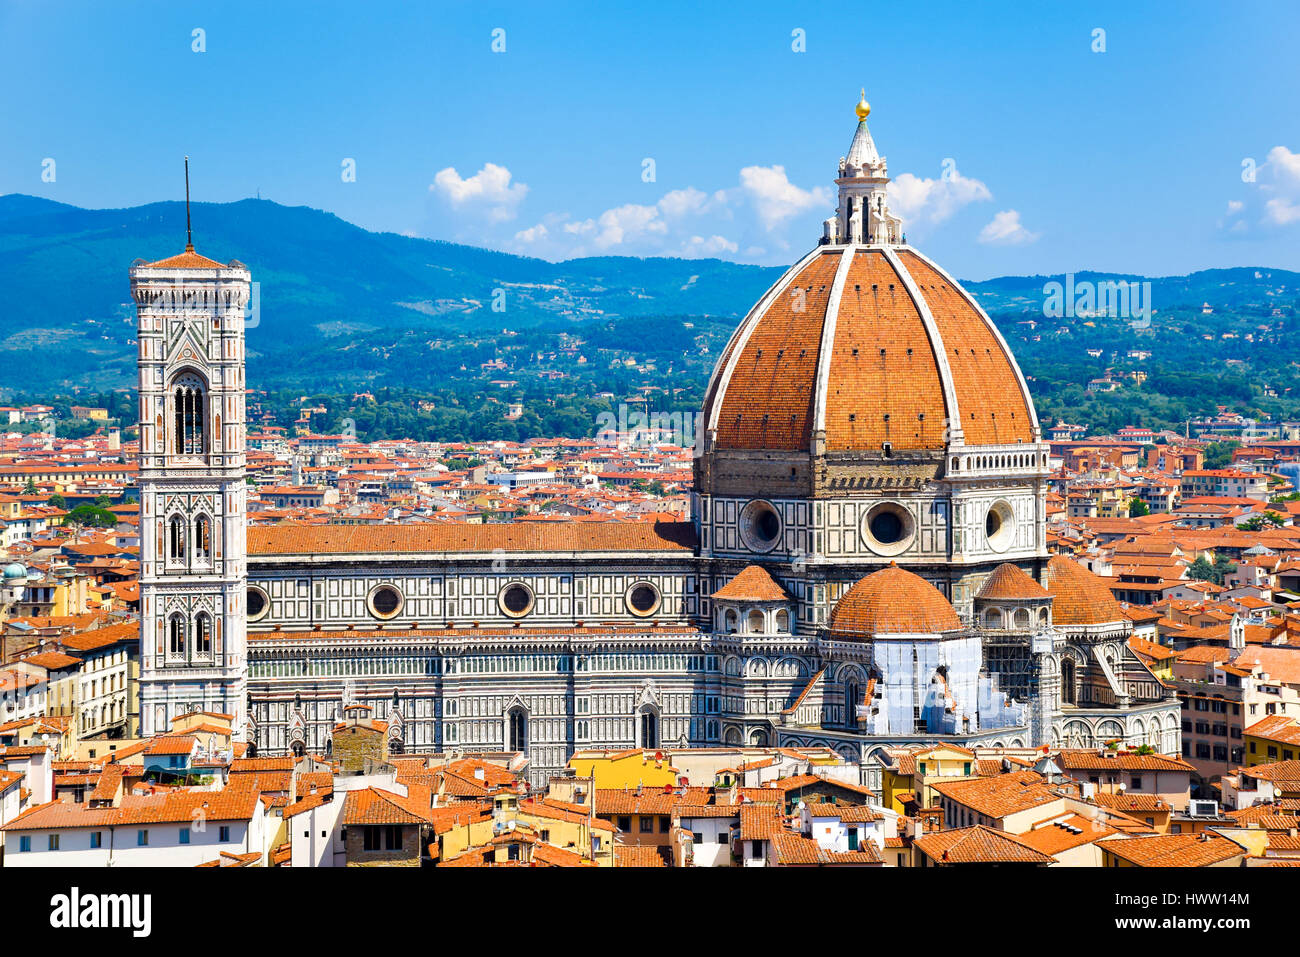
[
  {"xmin": 172, "ymin": 371, "xmax": 207, "ymax": 456},
  {"xmin": 193, "ymin": 514, "xmax": 212, "ymax": 562},
  {"xmin": 195, "ymin": 612, "xmax": 212, "ymax": 657},
  {"xmin": 168, "ymin": 515, "xmax": 185, "ymax": 561},
  {"xmin": 168, "ymin": 613, "xmax": 186, "ymax": 658}
]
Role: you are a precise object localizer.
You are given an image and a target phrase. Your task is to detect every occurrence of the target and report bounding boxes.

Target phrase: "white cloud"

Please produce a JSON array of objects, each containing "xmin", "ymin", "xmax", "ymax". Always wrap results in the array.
[
  {"xmin": 430, "ymin": 162, "xmax": 528, "ymax": 222},
  {"xmin": 514, "ymin": 223, "xmax": 549, "ymax": 244},
  {"xmin": 738, "ymin": 165, "xmax": 830, "ymax": 231},
  {"xmin": 681, "ymin": 234, "xmax": 739, "ymax": 257},
  {"xmin": 562, "ymin": 203, "xmax": 668, "ymax": 250},
  {"xmin": 889, "ymin": 167, "xmax": 992, "ymax": 226},
  {"xmin": 1227, "ymin": 146, "xmax": 1300, "ymax": 230},
  {"xmin": 658, "ymin": 187, "xmax": 719, "ymax": 219},
  {"xmin": 978, "ymin": 209, "xmax": 1039, "ymax": 246},
  {"xmin": 1265, "ymin": 197, "xmax": 1300, "ymax": 226}
]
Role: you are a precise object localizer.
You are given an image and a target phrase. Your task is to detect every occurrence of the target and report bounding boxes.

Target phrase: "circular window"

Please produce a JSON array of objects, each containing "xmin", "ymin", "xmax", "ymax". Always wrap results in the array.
[
  {"xmin": 985, "ymin": 501, "xmax": 1015, "ymax": 552},
  {"xmin": 367, "ymin": 584, "xmax": 404, "ymax": 620},
  {"xmin": 739, "ymin": 500, "xmax": 783, "ymax": 553},
  {"xmin": 498, "ymin": 582, "xmax": 535, "ymax": 618},
  {"xmin": 861, "ymin": 502, "xmax": 914, "ymax": 556},
  {"xmin": 626, "ymin": 582, "xmax": 661, "ymax": 617},
  {"xmin": 247, "ymin": 585, "xmax": 268, "ymax": 622}
]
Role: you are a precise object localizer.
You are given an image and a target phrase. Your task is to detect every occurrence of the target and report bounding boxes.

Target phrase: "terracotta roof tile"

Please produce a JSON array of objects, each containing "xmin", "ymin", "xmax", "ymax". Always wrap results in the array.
[
  {"xmin": 830, "ymin": 563, "xmax": 961, "ymax": 636},
  {"xmin": 248, "ymin": 520, "xmax": 695, "ymax": 556},
  {"xmin": 1042, "ymin": 556, "xmax": 1124, "ymax": 625},
  {"xmin": 977, "ymin": 563, "xmax": 1051, "ymax": 601},
  {"xmin": 711, "ymin": 565, "xmax": 791, "ymax": 602}
]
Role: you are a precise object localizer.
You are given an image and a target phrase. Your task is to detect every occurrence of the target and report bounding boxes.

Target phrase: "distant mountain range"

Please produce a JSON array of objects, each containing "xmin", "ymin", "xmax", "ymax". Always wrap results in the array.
[{"xmin": 1, "ymin": 192, "xmax": 1297, "ymax": 392}]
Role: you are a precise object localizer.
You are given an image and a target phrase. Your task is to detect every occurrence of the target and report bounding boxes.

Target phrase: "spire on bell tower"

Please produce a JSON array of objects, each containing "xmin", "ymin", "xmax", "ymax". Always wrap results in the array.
[
  {"xmin": 822, "ymin": 90, "xmax": 903, "ymax": 247},
  {"xmin": 184, "ymin": 156, "xmax": 194, "ymax": 253}
]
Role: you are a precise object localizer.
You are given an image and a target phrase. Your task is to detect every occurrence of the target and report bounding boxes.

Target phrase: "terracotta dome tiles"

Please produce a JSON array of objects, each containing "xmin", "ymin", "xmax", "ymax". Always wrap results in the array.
[
  {"xmin": 896, "ymin": 250, "xmax": 1034, "ymax": 447},
  {"xmin": 711, "ymin": 564, "xmax": 791, "ymax": 602},
  {"xmin": 714, "ymin": 250, "xmax": 841, "ymax": 451},
  {"xmin": 704, "ymin": 245, "xmax": 1038, "ymax": 457},
  {"xmin": 829, "ymin": 563, "xmax": 962, "ymax": 637},
  {"xmin": 976, "ymin": 562, "xmax": 1051, "ymax": 601},
  {"xmin": 824, "ymin": 250, "xmax": 950, "ymax": 452},
  {"xmin": 1041, "ymin": 555, "xmax": 1123, "ymax": 626}
]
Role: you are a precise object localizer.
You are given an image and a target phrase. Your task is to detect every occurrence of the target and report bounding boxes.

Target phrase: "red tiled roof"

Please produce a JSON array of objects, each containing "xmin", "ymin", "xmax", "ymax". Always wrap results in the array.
[
  {"xmin": 1042, "ymin": 556, "xmax": 1125, "ymax": 626},
  {"xmin": 977, "ymin": 563, "xmax": 1051, "ymax": 601},
  {"xmin": 914, "ymin": 825, "xmax": 1055, "ymax": 865},
  {"xmin": 248, "ymin": 521, "xmax": 695, "ymax": 556},
  {"xmin": 830, "ymin": 563, "xmax": 961, "ymax": 636},
  {"xmin": 711, "ymin": 565, "xmax": 791, "ymax": 602}
]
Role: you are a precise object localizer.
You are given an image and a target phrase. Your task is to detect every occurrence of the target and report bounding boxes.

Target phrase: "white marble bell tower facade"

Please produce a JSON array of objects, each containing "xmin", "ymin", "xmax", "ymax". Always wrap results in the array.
[{"xmin": 131, "ymin": 238, "xmax": 251, "ymax": 739}]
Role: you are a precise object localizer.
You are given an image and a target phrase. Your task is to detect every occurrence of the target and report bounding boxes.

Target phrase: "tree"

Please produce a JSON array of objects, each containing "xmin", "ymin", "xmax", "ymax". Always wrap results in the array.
[
  {"xmin": 65, "ymin": 504, "xmax": 118, "ymax": 529},
  {"xmin": 1238, "ymin": 511, "xmax": 1285, "ymax": 531},
  {"xmin": 1128, "ymin": 498, "xmax": 1151, "ymax": 517},
  {"xmin": 22, "ymin": 477, "xmax": 38, "ymax": 495},
  {"xmin": 1189, "ymin": 553, "xmax": 1236, "ymax": 585},
  {"xmin": 46, "ymin": 493, "xmax": 66, "ymax": 510},
  {"xmin": 1202, "ymin": 440, "xmax": 1241, "ymax": 470}
]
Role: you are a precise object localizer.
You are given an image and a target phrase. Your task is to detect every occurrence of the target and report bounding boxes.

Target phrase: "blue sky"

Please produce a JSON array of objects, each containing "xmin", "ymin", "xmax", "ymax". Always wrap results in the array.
[{"xmin": 2, "ymin": 0, "xmax": 1298, "ymax": 278}]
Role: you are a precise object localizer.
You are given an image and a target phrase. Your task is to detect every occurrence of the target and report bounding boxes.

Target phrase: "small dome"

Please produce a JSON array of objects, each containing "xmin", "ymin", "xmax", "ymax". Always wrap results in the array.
[
  {"xmin": 976, "ymin": 563, "xmax": 1050, "ymax": 602},
  {"xmin": 1041, "ymin": 556, "xmax": 1123, "ymax": 626},
  {"xmin": 830, "ymin": 564, "xmax": 962, "ymax": 637},
  {"xmin": 2, "ymin": 562, "xmax": 26, "ymax": 580},
  {"xmin": 711, "ymin": 565, "xmax": 790, "ymax": 602}
]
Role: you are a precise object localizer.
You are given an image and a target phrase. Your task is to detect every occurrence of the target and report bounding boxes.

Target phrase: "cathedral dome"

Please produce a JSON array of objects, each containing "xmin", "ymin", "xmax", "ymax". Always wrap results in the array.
[
  {"xmin": 699, "ymin": 95, "xmax": 1038, "ymax": 463},
  {"xmin": 829, "ymin": 563, "xmax": 962, "ymax": 637},
  {"xmin": 1041, "ymin": 556, "xmax": 1123, "ymax": 626},
  {"xmin": 700, "ymin": 244, "xmax": 1038, "ymax": 456}
]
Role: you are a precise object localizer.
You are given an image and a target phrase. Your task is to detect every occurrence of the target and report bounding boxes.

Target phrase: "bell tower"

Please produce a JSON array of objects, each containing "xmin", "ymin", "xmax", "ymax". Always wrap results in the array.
[{"xmin": 131, "ymin": 160, "xmax": 251, "ymax": 738}]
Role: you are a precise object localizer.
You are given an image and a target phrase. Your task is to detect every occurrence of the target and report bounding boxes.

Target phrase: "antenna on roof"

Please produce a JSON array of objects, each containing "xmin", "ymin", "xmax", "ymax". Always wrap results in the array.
[{"xmin": 184, "ymin": 156, "xmax": 194, "ymax": 252}]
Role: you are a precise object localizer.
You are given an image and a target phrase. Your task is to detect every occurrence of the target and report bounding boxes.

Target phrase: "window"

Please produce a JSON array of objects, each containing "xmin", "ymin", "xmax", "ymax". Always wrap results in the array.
[
  {"xmin": 168, "ymin": 514, "xmax": 185, "ymax": 560},
  {"xmin": 247, "ymin": 586, "xmax": 268, "ymax": 621},
  {"xmin": 195, "ymin": 613, "xmax": 212, "ymax": 656},
  {"xmin": 173, "ymin": 373, "xmax": 206, "ymax": 455},
  {"xmin": 844, "ymin": 680, "xmax": 860, "ymax": 729},
  {"xmin": 508, "ymin": 707, "xmax": 528, "ymax": 752},
  {"xmin": 138, "ymin": 829, "xmax": 149, "ymax": 846},
  {"xmin": 168, "ymin": 614, "xmax": 185, "ymax": 657},
  {"xmin": 48, "ymin": 834, "xmax": 59, "ymax": 851},
  {"xmin": 368, "ymin": 585, "xmax": 404, "ymax": 620},
  {"xmin": 639, "ymin": 817, "xmax": 653, "ymax": 833},
  {"xmin": 660, "ymin": 816, "xmax": 670, "ymax": 833},
  {"xmin": 1130, "ymin": 776, "xmax": 1142, "ymax": 790},
  {"xmin": 363, "ymin": 826, "xmax": 400, "ymax": 851},
  {"xmin": 617, "ymin": 816, "xmax": 631, "ymax": 832},
  {"xmin": 219, "ymin": 825, "xmax": 230, "ymax": 842},
  {"xmin": 639, "ymin": 709, "xmax": 659, "ymax": 749},
  {"xmin": 193, "ymin": 515, "xmax": 211, "ymax": 561},
  {"xmin": 19, "ymin": 836, "xmax": 30, "ymax": 853},
  {"xmin": 498, "ymin": 583, "xmax": 534, "ymax": 618},
  {"xmin": 179, "ymin": 827, "xmax": 190, "ymax": 844},
  {"xmin": 626, "ymin": 582, "xmax": 660, "ymax": 617},
  {"xmin": 692, "ymin": 831, "xmax": 703, "ymax": 843},
  {"xmin": 90, "ymin": 831, "xmax": 101, "ymax": 849}
]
